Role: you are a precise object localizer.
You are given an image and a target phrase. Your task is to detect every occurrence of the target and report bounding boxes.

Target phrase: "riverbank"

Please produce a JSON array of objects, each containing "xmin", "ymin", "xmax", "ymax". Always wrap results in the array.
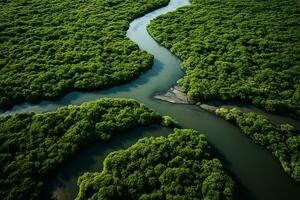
[
  {"xmin": 155, "ymin": 85, "xmax": 300, "ymax": 130},
  {"xmin": 154, "ymin": 85, "xmax": 192, "ymax": 104},
  {"xmin": 3, "ymin": 0, "xmax": 300, "ymax": 199}
]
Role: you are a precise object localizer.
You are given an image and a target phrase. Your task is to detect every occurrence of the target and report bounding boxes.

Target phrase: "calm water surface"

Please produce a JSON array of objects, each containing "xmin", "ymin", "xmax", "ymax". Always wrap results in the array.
[{"xmin": 3, "ymin": 0, "xmax": 299, "ymax": 199}]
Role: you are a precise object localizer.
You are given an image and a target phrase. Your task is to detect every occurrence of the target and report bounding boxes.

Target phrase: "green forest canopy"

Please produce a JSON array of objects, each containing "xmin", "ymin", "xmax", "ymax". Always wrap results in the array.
[
  {"xmin": 216, "ymin": 107, "xmax": 300, "ymax": 182},
  {"xmin": 0, "ymin": 98, "xmax": 163, "ymax": 200},
  {"xmin": 76, "ymin": 129, "xmax": 235, "ymax": 200},
  {"xmin": 148, "ymin": 0, "xmax": 300, "ymax": 117},
  {"xmin": 0, "ymin": 0, "xmax": 169, "ymax": 109}
]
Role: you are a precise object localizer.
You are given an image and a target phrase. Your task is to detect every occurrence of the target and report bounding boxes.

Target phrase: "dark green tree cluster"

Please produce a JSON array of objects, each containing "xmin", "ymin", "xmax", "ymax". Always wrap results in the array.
[
  {"xmin": 216, "ymin": 108, "xmax": 300, "ymax": 182},
  {"xmin": 76, "ymin": 129, "xmax": 235, "ymax": 200},
  {"xmin": 0, "ymin": 0, "xmax": 169, "ymax": 109},
  {"xmin": 0, "ymin": 98, "xmax": 162, "ymax": 200},
  {"xmin": 148, "ymin": 0, "xmax": 300, "ymax": 117}
]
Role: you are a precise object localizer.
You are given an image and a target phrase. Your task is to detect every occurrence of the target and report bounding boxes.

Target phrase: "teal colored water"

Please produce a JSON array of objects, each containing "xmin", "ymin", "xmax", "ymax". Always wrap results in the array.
[{"xmin": 2, "ymin": 0, "xmax": 299, "ymax": 199}]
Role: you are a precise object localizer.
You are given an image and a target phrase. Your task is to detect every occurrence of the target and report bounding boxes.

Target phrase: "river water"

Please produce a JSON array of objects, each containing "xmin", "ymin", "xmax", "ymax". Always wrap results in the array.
[{"xmin": 3, "ymin": 0, "xmax": 300, "ymax": 199}]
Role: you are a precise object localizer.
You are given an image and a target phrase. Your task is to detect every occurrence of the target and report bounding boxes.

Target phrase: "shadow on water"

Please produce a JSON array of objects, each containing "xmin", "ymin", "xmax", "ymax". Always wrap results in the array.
[
  {"xmin": 152, "ymin": 102, "xmax": 300, "ymax": 200},
  {"xmin": 210, "ymin": 146, "xmax": 253, "ymax": 200},
  {"xmin": 44, "ymin": 125, "xmax": 171, "ymax": 200},
  {"xmin": 1, "ymin": 0, "xmax": 300, "ymax": 200}
]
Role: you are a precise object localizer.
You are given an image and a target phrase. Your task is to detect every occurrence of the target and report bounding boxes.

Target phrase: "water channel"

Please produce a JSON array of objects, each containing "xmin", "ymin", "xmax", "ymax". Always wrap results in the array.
[{"xmin": 3, "ymin": 0, "xmax": 300, "ymax": 199}]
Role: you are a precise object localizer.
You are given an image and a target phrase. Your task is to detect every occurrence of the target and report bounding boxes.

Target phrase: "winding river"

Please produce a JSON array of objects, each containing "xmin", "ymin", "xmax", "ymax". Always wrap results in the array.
[{"xmin": 3, "ymin": 0, "xmax": 300, "ymax": 199}]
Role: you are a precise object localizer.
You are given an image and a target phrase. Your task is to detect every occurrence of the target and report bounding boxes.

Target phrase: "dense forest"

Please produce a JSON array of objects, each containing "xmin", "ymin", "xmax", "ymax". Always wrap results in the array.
[
  {"xmin": 148, "ymin": 0, "xmax": 300, "ymax": 118},
  {"xmin": 216, "ymin": 108, "xmax": 300, "ymax": 182},
  {"xmin": 0, "ymin": 0, "xmax": 169, "ymax": 109},
  {"xmin": 0, "ymin": 98, "xmax": 165, "ymax": 200},
  {"xmin": 76, "ymin": 129, "xmax": 235, "ymax": 200}
]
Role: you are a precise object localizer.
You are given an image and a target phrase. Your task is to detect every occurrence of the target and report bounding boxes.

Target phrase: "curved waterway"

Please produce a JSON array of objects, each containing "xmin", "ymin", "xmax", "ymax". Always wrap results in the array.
[{"xmin": 3, "ymin": 0, "xmax": 300, "ymax": 199}]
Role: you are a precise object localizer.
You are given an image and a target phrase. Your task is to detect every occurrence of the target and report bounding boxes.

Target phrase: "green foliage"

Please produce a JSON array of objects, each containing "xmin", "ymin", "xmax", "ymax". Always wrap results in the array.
[
  {"xmin": 216, "ymin": 108, "xmax": 300, "ymax": 182},
  {"xmin": 0, "ymin": 0, "xmax": 169, "ymax": 109},
  {"xmin": 0, "ymin": 98, "xmax": 161, "ymax": 200},
  {"xmin": 76, "ymin": 129, "xmax": 235, "ymax": 200},
  {"xmin": 161, "ymin": 115, "xmax": 178, "ymax": 127},
  {"xmin": 148, "ymin": 0, "xmax": 300, "ymax": 117}
]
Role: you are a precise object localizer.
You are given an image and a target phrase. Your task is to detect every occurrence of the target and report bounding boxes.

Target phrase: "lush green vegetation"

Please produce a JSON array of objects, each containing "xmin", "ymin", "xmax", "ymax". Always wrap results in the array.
[
  {"xmin": 0, "ymin": 0, "xmax": 169, "ymax": 109},
  {"xmin": 0, "ymin": 98, "xmax": 163, "ymax": 200},
  {"xmin": 161, "ymin": 115, "xmax": 178, "ymax": 127},
  {"xmin": 216, "ymin": 108, "xmax": 300, "ymax": 182},
  {"xmin": 76, "ymin": 129, "xmax": 235, "ymax": 200},
  {"xmin": 148, "ymin": 0, "xmax": 300, "ymax": 117}
]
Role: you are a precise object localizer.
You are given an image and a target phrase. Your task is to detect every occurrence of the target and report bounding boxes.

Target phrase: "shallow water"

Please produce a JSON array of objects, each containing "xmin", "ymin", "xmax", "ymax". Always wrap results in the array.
[{"xmin": 3, "ymin": 0, "xmax": 300, "ymax": 199}]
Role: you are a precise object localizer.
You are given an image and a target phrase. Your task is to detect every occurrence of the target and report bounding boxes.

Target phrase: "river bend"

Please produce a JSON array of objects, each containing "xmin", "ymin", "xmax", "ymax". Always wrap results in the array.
[{"xmin": 3, "ymin": 0, "xmax": 300, "ymax": 199}]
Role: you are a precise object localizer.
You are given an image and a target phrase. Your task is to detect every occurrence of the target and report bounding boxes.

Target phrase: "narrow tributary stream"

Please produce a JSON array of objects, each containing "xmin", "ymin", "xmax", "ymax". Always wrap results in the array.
[{"xmin": 3, "ymin": 0, "xmax": 300, "ymax": 199}]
